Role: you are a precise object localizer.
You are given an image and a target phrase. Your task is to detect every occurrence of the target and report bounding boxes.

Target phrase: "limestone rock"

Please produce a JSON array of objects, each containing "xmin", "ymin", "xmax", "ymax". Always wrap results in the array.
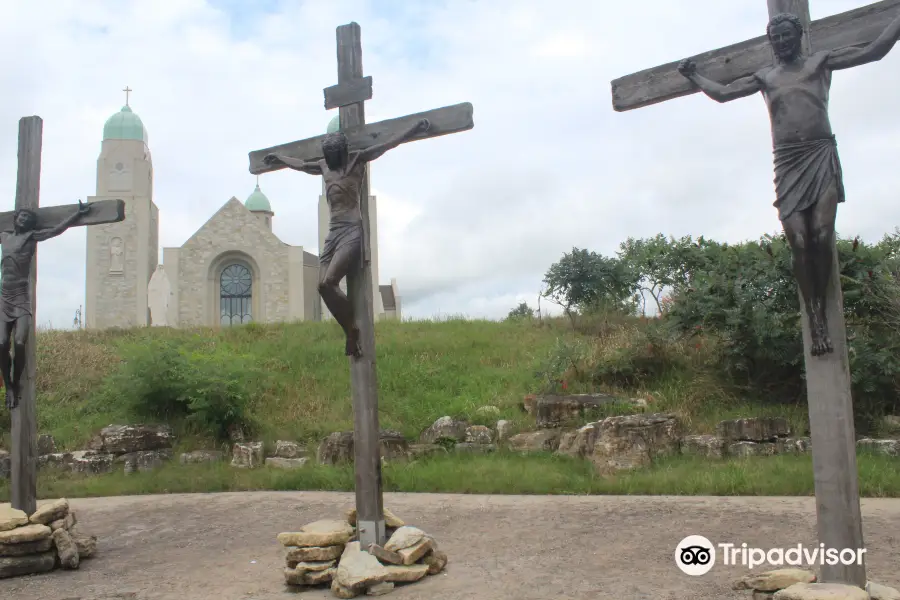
[
  {"xmin": 367, "ymin": 581, "xmax": 395, "ymax": 595},
  {"xmin": 231, "ymin": 442, "xmax": 264, "ymax": 468},
  {"xmin": 507, "ymin": 429, "xmax": 563, "ymax": 453},
  {"xmin": 335, "ymin": 542, "xmax": 389, "ymax": 591},
  {"xmin": 117, "ymin": 449, "xmax": 172, "ymax": 474},
  {"xmin": 179, "ymin": 450, "xmax": 224, "ymax": 464},
  {"xmin": 37, "ymin": 434, "xmax": 57, "ymax": 455},
  {"xmin": 50, "ymin": 511, "xmax": 77, "ymax": 532},
  {"xmin": 0, "ymin": 523, "xmax": 51, "ymax": 544},
  {"xmin": 869, "ymin": 582, "xmax": 900, "ymax": 600},
  {"xmin": 347, "ymin": 507, "xmax": 404, "ymax": 529},
  {"xmin": 728, "ymin": 441, "xmax": 779, "ymax": 457},
  {"xmin": 277, "ymin": 519, "xmax": 355, "ymax": 548},
  {"xmin": 304, "ymin": 566, "xmax": 336, "ymax": 585},
  {"xmin": 265, "ymin": 457, "xmax": 308, "ymax": 469},
  {"xmin": 385, "ymin": 526, "xmax": 426, "ymax": 552},
  {"xmin": 454, "ymin": 442, "xmax": 496, "ymax": 453},
  {"xmin": 273, "ymin": 440, "xmax": 306, "ymax": 459},
  {"xmin": 0, "ymin": 537, "xmax": 53, "ymax": 557},
  {"xmin": 591, "ymin": 413, "xmax": 681, "ymax": 473},
  {"xmin": 0, "ymin": 551, "xmax": 55, "ymax": 579},
  {"xmin": 531, "ymin": 393, "xmax": 643, "ymax": 428},
  {"xmin": 680, "ymin": 435, "xmax": 725, "ymax": 458},
  {"xmin": 773, "ymin": 582, "xmax": 868, "ymax": 599},
  {"xmin": 367, "ymin": 543, "xmax": 403, "ymax": 565},
  {"xmin": 423, "ymin": 549, "xmax": 448, "ymax": 574},
  {"xmin": 52, "ymin": 528, "xmax": 79, "ymax": 569},
  {"xmin": 857, "ymin": 439, "xmax": 900, "ymax": 457},
  {"xmin": 754, "ymin": 593, "xmax": 776, "ymax": 600},
  {"xmin": 38, "ymin": 452, "xmax": 75, "ymax": 470},
  {"xmin": 419, "ymin": 417, "xmax": 469, "ymax": 444},
  {"xmin": 777, "ymin": 437, "xmax": 811, "ymax": 454},
  {"xmin": 332, "ymin": 579, "xmax": 362, "ymax": 598},
  {"xmin": 557, "ymin": 423, "xmax": 600, "ymax": 459},
  {"xmin": 70, "ymin": 450, "xmax": 114, "ymax": 474},
  {"xmin": 318, "ymin": 430, "xmax": 409, "ymax": 465},
  {"xmin": 70, "ymin": 527, "xmax": 97, "ymax": 558},
  {"xmin": 495, "ymin": 420, "xmax": 512, "ymax": 442},
  {"xmin": 284, "ymin": 559, "xmax": 337, "ymax": 583},
  {"xmin": 286, "ymin": 545, "xmax": 344, "ymax": 564},
  {"xmin": 733, "ymin": 569, "xmax": 816, "ymax": 591},
  {"xmin": 717, "ymin": 417, "xmax": 791, "ymax": 442},
  {"xmin": 29, "ymin": 498, "xmax": 69, "ymax": 525},
  {"xmin": 383, "ymin": 563, "xmax": 429, "ymax": 582},
  {"xmin": 0, "ymin": 504, "xmax": 28, "ymax": 531},
  {"xmin": 378, "ymin": 430, "xmax": 409, "ymax": 461},
  {"xmin": 90, "ymin": 424, "xmax": 174, "ymax": 454},
  {"xmin": 398, "ymin": 537, "xmax": 434, "ymax": 565},
  {"xmin": 406, "ymin": 444, "xmax": 447, "ymax": 460},
  {"xmin": 465, "ymin": 425, "xmax": 493, "ymax": 444}
]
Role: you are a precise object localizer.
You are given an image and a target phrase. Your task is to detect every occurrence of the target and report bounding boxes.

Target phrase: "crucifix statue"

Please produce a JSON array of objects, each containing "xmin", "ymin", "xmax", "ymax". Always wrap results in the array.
[
  {"xmin": 248, "ymin": 22, "xmax": 474, "ymax": 547},
  {"xmin": 4, "ymin": 116, "xmax": 125, "ymax": 515},
  {"xmin": 610, "ymin": 0, "xmax": 900, "ymax": 588},
  {"xmin": 263, "ymin": 117, "xmax": 430, "ymax": 356}
]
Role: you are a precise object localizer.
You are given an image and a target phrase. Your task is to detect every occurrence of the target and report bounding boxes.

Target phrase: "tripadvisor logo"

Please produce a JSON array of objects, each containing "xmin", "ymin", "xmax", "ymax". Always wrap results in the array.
[{"xmin": 675, "ymin": 535, "xmax": 716, "ymax": 576}]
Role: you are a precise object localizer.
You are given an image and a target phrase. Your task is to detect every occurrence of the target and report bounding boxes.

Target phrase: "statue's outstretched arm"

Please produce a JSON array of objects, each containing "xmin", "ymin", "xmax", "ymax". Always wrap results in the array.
[
  {"xmin": 264, "ymin": 154, "xmax": 322, "ymax": 175},
  {"xmin": 677, "ymin": 59, "xmax": 762, "ymax": 103},
  {"xmin": 826, "ymin": 12, "xmax": 900, "ymax": 69}
]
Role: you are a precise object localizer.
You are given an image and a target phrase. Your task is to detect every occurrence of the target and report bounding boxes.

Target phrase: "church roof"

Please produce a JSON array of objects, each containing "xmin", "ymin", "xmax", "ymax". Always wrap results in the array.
[
  {"xmin": 327, "ymin": 114, "xmax": 340, "ymax": 134},
  {"xmin": 103, "ymin": 105, "xmax": 148, "ymax": 143},
  {"xmin": 245, "ymin": 183, "xmax": 272, "ymax": 213}
]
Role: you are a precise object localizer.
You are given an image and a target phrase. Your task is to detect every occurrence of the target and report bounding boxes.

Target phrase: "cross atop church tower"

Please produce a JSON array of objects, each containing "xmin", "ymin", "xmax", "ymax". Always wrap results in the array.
[{"xmin": 122, "ymin": 86, "xmax": 132, "ymax": 106}]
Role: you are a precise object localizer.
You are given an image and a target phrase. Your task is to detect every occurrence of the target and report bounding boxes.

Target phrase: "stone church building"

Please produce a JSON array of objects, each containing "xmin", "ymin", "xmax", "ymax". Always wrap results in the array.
[{"xmin": 85, "ymin": 102, "xmax": 401, "ymax": 330}]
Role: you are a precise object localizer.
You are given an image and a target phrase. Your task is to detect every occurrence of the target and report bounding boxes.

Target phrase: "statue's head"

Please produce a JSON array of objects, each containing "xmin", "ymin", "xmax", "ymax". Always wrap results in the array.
[
  {"xmin": 322, "ymin": 132, "xmax": 348, "ymax": 170},
  {"xmin": 14, "ymin": 209, "xmax": 36, "ymax": 231},
  {"xmin": 767, "ymin": 13, "xmax": 803, "ymax": 61}
]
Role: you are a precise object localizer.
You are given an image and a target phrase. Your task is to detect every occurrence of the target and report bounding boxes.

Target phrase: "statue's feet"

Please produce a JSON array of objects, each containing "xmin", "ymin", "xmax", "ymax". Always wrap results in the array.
[
  {"xmin": 810, "ymin": 320, "xmax": 834, "ymax": 357},
  {"xmin": 5, "ymin": 387, "xmax": 17, "ymax": 410},
  {"xmin": 345, "ymin": 327, "xmax": 362, "ymax": 358}
]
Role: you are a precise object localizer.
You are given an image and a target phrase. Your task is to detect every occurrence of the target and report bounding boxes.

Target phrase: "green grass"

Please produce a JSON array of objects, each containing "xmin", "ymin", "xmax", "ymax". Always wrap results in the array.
[{"xmin": 3, "ymin": 450, "xmax": 900, "ymax": 500}]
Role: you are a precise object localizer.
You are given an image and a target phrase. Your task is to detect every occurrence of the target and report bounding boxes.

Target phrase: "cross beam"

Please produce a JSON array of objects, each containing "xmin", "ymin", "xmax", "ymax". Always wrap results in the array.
[
  {"xmin": 611, "ymin": 0, "xmax": 900, "ymax": 111},
  {"xmin": 7, "ymin": 116, "xmax": 125, "ymax": 514}
]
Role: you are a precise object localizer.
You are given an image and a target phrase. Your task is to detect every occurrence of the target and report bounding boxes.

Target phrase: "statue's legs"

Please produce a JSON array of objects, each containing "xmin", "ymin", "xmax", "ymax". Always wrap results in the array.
[
  {"xmin": 0, "ymin": 319, "xmax": 16, "ymax": 409},
  {"xmin": 318, "ymin": 243, "xmax": 362, "ymax": 357}
]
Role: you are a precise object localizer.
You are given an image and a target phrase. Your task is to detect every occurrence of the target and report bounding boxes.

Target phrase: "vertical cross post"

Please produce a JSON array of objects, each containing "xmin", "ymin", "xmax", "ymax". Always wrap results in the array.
[
  {"xmin": 768, "ymin": 0, "xmax": 866, "ymax": 587},
  {"xmin": 10, "ymin": 116, "xmax": 42, "ymax": 515},
  {"xmin": 335, "ymin": 22, "xmax": 385, "ymax": 548}
]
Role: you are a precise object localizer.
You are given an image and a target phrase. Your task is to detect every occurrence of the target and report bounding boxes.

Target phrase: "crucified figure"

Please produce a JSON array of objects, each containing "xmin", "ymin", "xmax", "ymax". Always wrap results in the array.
[
  {"xmin": 1, "ymin": 201, "xmax": 91, "ymax": 408},
  {"xmin": 677, "ymin": 11, "xmax": 900, "ymax": 356},
  {"xmin": 264, "ymin": 118, "xmax": 429, "ymax": 356}
]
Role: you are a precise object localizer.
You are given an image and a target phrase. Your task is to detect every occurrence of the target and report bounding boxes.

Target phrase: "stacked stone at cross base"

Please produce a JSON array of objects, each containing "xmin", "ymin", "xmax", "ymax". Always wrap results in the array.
[
  {"xmin": 277, "ymin": 507, "xmax": 447, "ymax": 597},
  {"xmin": 0, "ymin": 498, "xmax": 98, "ymax": 579},
  {"xmin": 733, "ymin": 568, "xmax": 900, "ymax": 599}
]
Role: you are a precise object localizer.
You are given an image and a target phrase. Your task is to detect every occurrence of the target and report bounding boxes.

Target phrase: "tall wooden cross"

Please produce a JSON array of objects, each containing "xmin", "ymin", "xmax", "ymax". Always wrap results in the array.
[
  {"xmin": 6, "ymin": 116, "xmax": 125, "ymax": 514},
  {"xmin": 609, "ymin": 0, "xmax": 900, "ymax": 588},
  {"xmin": 248, "ymin": 23, "xmax": 474, "ymax": 547}
]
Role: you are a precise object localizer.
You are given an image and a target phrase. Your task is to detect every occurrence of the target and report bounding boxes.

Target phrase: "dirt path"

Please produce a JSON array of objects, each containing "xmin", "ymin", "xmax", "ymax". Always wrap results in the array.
[{"xmin": 2, "ymin": 492, "xmax": 899, "ymax": 600}]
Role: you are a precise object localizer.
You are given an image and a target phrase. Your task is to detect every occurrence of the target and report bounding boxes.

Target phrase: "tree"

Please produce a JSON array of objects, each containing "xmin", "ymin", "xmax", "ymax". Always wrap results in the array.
[
  {"xmin": 542, "ymin": 247, "xmax": 637, "ymax": 323},
  {"xmin": 617, "ymin": 234, "xmax": 709, "ymax": 315},
  {"xmin": 507, "ymin": 302, "xmax": 535, "ymax": 320}
]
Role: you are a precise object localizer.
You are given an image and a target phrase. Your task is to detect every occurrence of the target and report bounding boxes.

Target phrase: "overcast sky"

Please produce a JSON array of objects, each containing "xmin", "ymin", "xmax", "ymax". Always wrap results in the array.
[{"xmin": 1, "ymin": 0, "xmax": 899, "ymax": 329}]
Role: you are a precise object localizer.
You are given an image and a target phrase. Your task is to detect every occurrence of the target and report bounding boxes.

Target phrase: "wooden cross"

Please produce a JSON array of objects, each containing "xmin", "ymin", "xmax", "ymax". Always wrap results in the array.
[
  {"xmin": 7, "ymin": 116, "xmax": 125, "ymax": 514},
  {"xmin": 122, "ymin": 86, "xmax": 132, "ymax": 106},
  {"xmin": 248, "ymin": 22, "xmax": 474, "ymax": 547},
  {"xmin": 608, "ymin": 0, "xmax": 900, "ymax": 588}
]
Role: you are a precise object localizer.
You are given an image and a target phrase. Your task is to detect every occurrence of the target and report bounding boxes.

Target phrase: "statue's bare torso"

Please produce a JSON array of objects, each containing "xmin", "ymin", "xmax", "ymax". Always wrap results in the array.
[
  {"xmin": 319, "ymin": 157, "xmax": 365, "ymax": 221},
  {"xmin": 757, "ymin": 51, "xmax": 833, "ymax": 145}
]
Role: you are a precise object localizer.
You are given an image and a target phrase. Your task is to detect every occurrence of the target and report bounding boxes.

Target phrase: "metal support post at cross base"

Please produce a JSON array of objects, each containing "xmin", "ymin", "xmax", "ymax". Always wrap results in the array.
[
  {"xmin": 5, "ymin": 116, "xmax": 125, "ymax": 514},
  {"xmin": 248, "ymin": 23, "xmax": 474, "ymax": 548},
  {"xmin": 611, "ymin": 0, "xmax": 900, "ymax": 587}
]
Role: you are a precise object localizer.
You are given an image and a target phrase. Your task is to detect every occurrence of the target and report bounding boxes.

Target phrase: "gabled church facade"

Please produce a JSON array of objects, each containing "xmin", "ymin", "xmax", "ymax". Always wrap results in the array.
[{"xmin": 85, "ymin": 100, "xmax": 401, "ymax": 330}]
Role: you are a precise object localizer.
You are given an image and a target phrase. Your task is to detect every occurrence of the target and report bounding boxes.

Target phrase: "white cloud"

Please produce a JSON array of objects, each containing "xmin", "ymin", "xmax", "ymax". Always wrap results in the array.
[{"xmin": 0, "ymin": 0, "xmax": 898, "ymax": 327}]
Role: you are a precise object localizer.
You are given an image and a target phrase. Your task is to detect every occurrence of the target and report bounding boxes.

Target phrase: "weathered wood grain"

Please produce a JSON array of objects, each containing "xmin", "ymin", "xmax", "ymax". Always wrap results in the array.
[
  {"xmin": 323, "ymin": 75, "xmax": 373, "ymax": 110},
  {"xmin": 10, "ymin": 116, "xmax": 41, "ymax": 515},
  {"xmin": 0, "ymin": 199, "xmax": 125, "ymax": 232},
  {"xmin": 611, "ymin": 0, "xmax": 900, "ymax": 111},
  {"xmin": 247, "ymin": 102, "xmax": 474, "ymax": 175}
]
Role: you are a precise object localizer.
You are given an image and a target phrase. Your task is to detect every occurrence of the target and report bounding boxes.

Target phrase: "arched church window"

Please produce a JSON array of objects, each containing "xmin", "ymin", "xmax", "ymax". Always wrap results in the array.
[{"xmin": 220, "ymin": 263, "xmax": 252, "ymax": 326}]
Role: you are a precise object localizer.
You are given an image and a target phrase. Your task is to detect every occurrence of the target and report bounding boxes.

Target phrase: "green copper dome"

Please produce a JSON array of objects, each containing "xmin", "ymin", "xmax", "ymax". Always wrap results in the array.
[
  {"xmin": 103, "ymin": 105, "xmax": 148, "ymax": 143},
  {"xmin": 326, "ymin": 114, "xmax": 340, "ymax": 133},
  {"xmin": 245, "ymin": 183, "xmax": 272, "ymax": 212}
]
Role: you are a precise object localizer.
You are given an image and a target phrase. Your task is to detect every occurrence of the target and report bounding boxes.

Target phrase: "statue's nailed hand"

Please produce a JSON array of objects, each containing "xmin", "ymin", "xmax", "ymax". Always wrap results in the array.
[
  {"xmin": 263, "ymin": 153, "xmax": 283, "ymax": 166},
  {"xmin": 677, "ymin": 59, "xmax": 697, "ymax": 78},
  {"xmin": 77, "ymin": 200, "xmax": 91, "ymax": 215},
  {"xmin": 415, "ymin": 118, "xmax": 430, "ymax": 133}
]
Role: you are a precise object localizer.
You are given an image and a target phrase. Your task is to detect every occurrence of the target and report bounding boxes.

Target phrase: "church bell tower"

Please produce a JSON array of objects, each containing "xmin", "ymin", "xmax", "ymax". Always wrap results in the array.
[{"xmin": 85, "ymin": 88, "xmax": 159, "ymax": 329}]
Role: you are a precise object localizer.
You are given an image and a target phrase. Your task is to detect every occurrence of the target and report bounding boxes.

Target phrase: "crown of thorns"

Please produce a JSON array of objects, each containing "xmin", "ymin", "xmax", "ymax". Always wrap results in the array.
[
  {"xmin": 322, "ymin": 132, "xmax": 348, "ymax": 152},
  {"xmin": 767, "ymin": 13, "xmax": 803, "ymax": 37}
]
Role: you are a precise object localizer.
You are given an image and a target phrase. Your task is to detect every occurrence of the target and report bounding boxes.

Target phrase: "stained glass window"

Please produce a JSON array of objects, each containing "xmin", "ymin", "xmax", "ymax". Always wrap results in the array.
[{"xmin": 220, "ymin": 264, "xmax": 252, "ymax": 325}]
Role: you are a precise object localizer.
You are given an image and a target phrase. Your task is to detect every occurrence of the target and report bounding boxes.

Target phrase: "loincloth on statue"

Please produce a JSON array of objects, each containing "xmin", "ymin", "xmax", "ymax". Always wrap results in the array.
[
  {"xmin": 772, "ymin": 135, "xmax": 845, "ymax": 222},
  {"xmin": 0, "ymin": 281, "xmax": 32, "ymax": 323},
  {"xmin": 320, "ymin": 217, "xmax": 362, "ymax": 265}
]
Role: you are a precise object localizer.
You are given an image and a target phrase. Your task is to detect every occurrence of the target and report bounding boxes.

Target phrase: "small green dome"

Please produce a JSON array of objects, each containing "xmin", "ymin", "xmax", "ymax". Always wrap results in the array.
[
  {"xmin": 245, "ymin": 183, "xmax": 272, "ymax": 212},
  {"xmin": 102, "ymin": 105, "xmax": 148, "ymax": 143},
  {"xmin": 326, "ymin": 114, "xmax": 340, "ymax": 134}
]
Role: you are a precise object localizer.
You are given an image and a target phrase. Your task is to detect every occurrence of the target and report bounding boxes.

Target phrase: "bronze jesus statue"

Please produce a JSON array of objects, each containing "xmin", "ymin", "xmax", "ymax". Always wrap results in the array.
[
  {"xmin": 263, "ymin": 118, "xmax": 429, "ymax": 356},
  {"xmin": 1, "ymin": 201, "xmax": 91, "ymax": 408},
  {"xmin": 677, "ymin": 12, "xmax": 900, "ymax": 356}
]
